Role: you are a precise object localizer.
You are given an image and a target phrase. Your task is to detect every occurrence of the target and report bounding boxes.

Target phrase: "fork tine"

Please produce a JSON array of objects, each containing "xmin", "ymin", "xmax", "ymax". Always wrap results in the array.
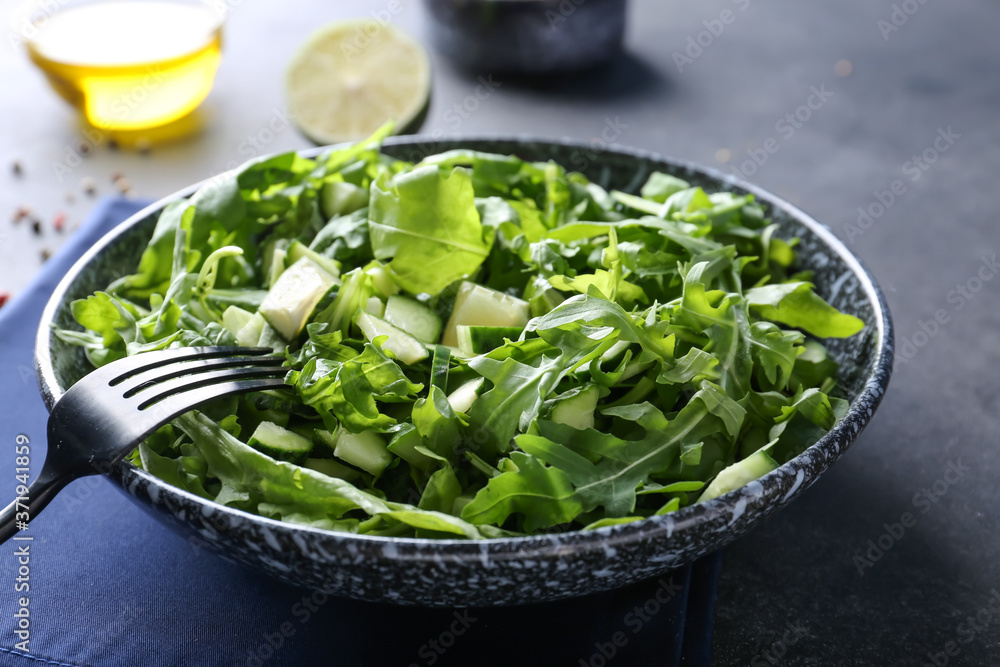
[
  {"xmin": 63, "ymin": 346, "xmax": 273, "ymax": 398},
  {"xmin": 131, "ymin": 365, "xmax": 288, "ymax": 410},
  {"xmin": 117, "ymin": 354, "xmax": 285, "ymax": 398},
  {"xmin": 139, "ymin": 377, "xmax": 289, "ymax": 429},
  {"xmin": 94, "ymin": 346, "xmax": 276, "ymax": 388}
]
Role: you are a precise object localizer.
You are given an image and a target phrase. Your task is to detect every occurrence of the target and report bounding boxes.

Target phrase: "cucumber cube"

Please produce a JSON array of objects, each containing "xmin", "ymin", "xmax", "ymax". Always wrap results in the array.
[
  {"xmin": 442, "ymin": 281, "xmax": 530, "ymax": 347},
  {"xmin": 222, "ymin": 305, "xmax": 254, "ymax": 338},
  {"xmin": 235, "ymin": 312, "xmax": 266, "ymax": 347},
  {"xmin": 259, "ymin": 257, "xmax": 338, "ymax": 340},
  {"xmin": 354, "ymin": 310, "xmax": 429, "ymax": 365},
  {"xmin": 334, "ymin": 428, "xmax": 392, "ymax": 476},
  {"xmin": 550, "ymin": 385, "xmax": 600, "ymax": 430},
  {"xmin": 384, "ymin": 295, "xmax": 442, "ymax": 344},
  {"xmin": 455, "ymin": 325, "xmax": 523, "ymax": 356},
  {"xmin": 248, "ymin": 421, "xmax": 313, "ymax": 463}
]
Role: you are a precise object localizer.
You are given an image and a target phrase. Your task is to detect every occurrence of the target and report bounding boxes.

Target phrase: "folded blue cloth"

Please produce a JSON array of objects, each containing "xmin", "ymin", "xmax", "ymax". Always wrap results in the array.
[{"xmin": 0, "ymin": 198, "xmax": 719, "ymax": 667}]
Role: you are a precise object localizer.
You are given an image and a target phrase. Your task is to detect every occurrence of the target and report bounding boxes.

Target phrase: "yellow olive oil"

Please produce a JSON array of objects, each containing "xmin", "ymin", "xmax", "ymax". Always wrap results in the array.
[{"xmin": 26, "ymin": 1, "xmax": 222, "ymax": 131}]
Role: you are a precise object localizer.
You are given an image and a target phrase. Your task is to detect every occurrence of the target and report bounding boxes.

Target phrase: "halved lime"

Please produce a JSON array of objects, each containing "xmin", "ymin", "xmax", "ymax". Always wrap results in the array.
[{"xmin": 285, "ymin": 21, "xmax": 431, "ymax": 145}]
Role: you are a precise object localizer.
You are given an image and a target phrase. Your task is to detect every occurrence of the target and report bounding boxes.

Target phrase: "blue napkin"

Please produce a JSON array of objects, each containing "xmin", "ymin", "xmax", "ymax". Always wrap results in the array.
[{"xmin": 0, "ymin": 198, "xmax": 720, "ymax": 667}]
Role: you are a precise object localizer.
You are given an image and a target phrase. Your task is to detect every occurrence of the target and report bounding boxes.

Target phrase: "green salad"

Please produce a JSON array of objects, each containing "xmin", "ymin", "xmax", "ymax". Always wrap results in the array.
[{"xmin": 59, "ymin": 125, "xmax": 863, "ymax": 539}]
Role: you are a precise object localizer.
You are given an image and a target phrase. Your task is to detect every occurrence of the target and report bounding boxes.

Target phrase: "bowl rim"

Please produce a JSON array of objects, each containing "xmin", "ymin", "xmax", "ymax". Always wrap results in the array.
[{"xmin": 35, "ymin": 134, "xmax": 894, "ymax": 555}]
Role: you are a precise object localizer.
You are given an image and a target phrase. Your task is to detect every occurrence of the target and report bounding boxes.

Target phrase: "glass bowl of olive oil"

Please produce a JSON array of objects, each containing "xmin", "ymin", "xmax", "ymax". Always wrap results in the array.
[{"xmin": 24, "ymin": 0, "xmax": 223, "ymax": 132}]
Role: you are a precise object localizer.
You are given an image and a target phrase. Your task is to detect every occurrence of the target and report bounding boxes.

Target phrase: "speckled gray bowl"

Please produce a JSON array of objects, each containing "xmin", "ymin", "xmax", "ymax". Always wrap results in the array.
[{"xmin": 35, "ymin": 137, "xmax": 893, "ymax": 607}]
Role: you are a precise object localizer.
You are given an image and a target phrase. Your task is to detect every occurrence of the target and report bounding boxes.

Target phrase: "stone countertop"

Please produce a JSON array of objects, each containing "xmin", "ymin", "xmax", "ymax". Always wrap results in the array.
[{"xmin": 2, "ymin": 0, "xmax": 998, "ymax": 663}]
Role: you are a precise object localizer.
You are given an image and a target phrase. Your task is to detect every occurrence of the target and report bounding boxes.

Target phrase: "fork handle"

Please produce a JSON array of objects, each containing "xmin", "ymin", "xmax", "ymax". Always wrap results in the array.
[{"xmin": 0, "ymin": 461, "xmax": 91, "ymax": 544}]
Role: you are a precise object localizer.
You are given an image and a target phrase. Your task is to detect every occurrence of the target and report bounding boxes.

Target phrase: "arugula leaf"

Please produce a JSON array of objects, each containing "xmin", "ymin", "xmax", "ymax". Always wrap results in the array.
[
  {"xmin": 461, "ymin": 451, "xmax": 582, "ymax": 532},
  {"xmin": 641, "ymin": 172, "xmax": 690, "ymax": 203},
  {"xmin": 673, "ymin": 261, "xmax": 752, "ymax": 398},
  {"xmin": 108, "ymin": 200, "xmax": 192, "ymax": 298},
  {"xmin": 749, "ymin": 321, "xmax": 804, "ymax": 390},
  {"xmin": 411, "ymin": 385, "xmax": 464, "ymax": 460},
  {"xmin": 288, "ymin": 341, "xmax": 423, "ymax": 433},
  {"xmin": 746, "ymin": 282, "xmax": 865, "ymax": 338},
  {"xmin": 466, "ymin": 353, "xmax": 567, "ymax": 458},
  {"xmin": 521, "ymin": 382, "xmax": 744, "ymax": 516},
  {"xmin": 369, "ymin": 165, "xmax": 493, "ymax": 295}
]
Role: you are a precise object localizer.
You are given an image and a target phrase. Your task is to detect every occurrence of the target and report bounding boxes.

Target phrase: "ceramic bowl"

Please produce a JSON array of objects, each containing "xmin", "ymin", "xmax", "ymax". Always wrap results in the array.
[{"xmin": 35, "ymin": 137, "xmax": 893, "ymax": 607}]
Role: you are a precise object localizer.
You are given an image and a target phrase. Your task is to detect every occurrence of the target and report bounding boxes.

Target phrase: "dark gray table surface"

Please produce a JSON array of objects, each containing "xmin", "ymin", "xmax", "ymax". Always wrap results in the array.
[{"xmin": 3, "ymin": 0, "xmax": 998, "ymax": 664}]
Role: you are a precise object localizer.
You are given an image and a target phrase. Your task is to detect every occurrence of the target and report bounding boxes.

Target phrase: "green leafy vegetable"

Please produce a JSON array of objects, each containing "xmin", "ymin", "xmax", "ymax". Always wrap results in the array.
[
  {"xmin": 59, "ymin": 124, "xmax": 863, "ymax": 539},
  {"xmin": 369, "ymin": 165, "xmax": 493, "ymax": 296}
]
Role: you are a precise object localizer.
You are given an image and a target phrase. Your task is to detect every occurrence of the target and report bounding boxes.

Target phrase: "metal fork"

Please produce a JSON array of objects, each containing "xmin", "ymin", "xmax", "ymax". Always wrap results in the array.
[{"xmin": 0, "ymin": 346, "xmax": 287, "ymax": 544}]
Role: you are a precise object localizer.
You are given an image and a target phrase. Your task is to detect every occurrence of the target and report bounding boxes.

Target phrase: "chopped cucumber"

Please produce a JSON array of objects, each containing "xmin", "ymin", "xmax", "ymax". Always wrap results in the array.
[
  {"xmin": 442, "ymin": 281, "xmax": 530, "ymax": 347},
  {"xmin": 366, "ymin": 296, "xmax": 386, "ymax": 318},
  {"xmin": 384, "ymin": 295, "xmax": 442, "ymax": 344},
  {"xmin": 456, "ymin": 325, "xmax": 523, "ymax": 356},
  {"xmin": 222, "ymin": 305, "xmax": 254, "ymax": 338},
  {"xmin": 550, "ymin": 385, "xmax": 600, "ymax": 430},
  {"xmin": 321, "ymin": 180, "xmax": 369, "ymax": 219},
  {"xmin": 248, "ymin": 421, "xmax": 313, "ymax": 462},
  {"xmin": 698, "ymin": 449, "xmax": 779, "ymax": 502},
  {"xmin": 257, "ymin": 321, "xmax": 287, "ymax": 353},
  {"xmin": 430, "ymin": 346, "xmax": 450, "ymax": 390},
  {"xmin": 313, "ymin": 428, "xmax": 338, "ymax": 452},
  {"xmin": 266, "ymin": 247, "xmax": 287, "ymax": 288},
  {"xmin": 235, "ymin": 311, "xmax": 266, "ymax": 347},
  {"xmin": 259, "ymin": 257, "xmax": 338, "ymax": 340},
  {"xmin": 354, "ymin": 310, "xmax": 429, "ymax": 365},
  {"xmin": 303, "ymin": 457, "xmax": 361, "ymax": 482},
  {"xmin": 286, "ymin": 240, "xmax": 341, "ymax": 278},
  {"xmin": 386, "ymin": 425, "xmax": 437, "ymax": 472},
  {"xmin": 365, "ymin": 262, "xmax": 399, "ymax": 298},
  {"xmin": 262, "ymin": 238, "xmax": 290, "ymax": 288},
  {"xmin": 447, "ymin": 377, "xmax": 484, "ymax": 414},
  {"xmin": 333, "ymin": 428, "xmax": 392, "ymax": 476}
]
